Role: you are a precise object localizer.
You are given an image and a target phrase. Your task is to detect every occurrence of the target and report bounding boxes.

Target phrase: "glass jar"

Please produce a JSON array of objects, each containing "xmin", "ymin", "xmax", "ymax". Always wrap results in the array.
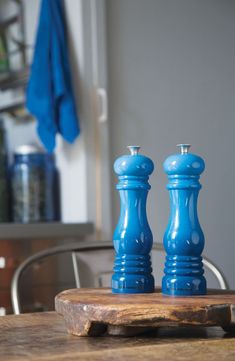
[
  {"xmin": 44, "ymin": 153, "xmax": 61, "ymax": 222},
  {"xmin": 11, "ymin": 145, "xmax": 60, "ymax": 223}
]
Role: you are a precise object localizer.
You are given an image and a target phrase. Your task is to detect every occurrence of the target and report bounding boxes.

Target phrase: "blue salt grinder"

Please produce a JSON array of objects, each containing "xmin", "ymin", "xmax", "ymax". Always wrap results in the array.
[
  {"xmin": 112, "ymin": 146, "xmax": 155, "ymax": 293},
  {"xmin": 162, "ymin": 144, "xmax": 206, "ymax": 296}
]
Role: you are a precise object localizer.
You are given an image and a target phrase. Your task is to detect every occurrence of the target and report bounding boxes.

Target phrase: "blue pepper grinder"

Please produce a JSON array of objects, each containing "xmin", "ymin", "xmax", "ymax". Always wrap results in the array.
[
  {"xmin": 112, "ymin": 146, "xmax": 155, "ymax": 293},
  {"xmin": 162, "ymin": 144, "xmax": 207, "ymax": 296}
]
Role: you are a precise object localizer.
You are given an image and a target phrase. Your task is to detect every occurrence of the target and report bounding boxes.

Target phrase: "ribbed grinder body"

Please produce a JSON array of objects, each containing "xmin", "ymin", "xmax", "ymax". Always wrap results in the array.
[
  {"xmin": 112, "ymin": 146, "xmax": 155, "ymax": 293},
  {"xmin": 162, "ymin": 144, "xmax": 207, "ymax": 296}
]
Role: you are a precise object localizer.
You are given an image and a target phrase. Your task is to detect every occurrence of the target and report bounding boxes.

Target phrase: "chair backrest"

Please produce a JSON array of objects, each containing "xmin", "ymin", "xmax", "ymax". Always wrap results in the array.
[
  {"xmin": 72, "ymin": 242, "xmax": 229, "ymax": 290},
  {"xmin": 11, "ymin": 241, "xmax": 229, "ymax": 314}
]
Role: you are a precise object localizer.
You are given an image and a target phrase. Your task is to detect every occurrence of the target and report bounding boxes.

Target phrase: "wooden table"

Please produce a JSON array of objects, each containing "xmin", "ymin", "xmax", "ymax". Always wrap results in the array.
[{"xmin": 1, "ymin": 312, "xmax": 235, "ymax": 361}]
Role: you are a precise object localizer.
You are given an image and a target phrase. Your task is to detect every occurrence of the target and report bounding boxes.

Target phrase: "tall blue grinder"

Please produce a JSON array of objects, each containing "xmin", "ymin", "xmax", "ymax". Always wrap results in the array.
[
  {"xmin": 162, "ymin": 144, "xmax": 206, "ymax": 296},
  {"xmin": 112, "ymin": 146, "xmax": 155, "ymax": 293}
]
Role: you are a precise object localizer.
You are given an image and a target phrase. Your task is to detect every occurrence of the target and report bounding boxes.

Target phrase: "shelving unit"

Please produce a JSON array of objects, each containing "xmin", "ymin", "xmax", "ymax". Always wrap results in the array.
[
  {"xmin": 0, "ymin": 1, "xmax": 29, "ymax": 114},
  {"xmin": 0, "ymin": 221, "xmax": 94, "ymax": 315},
  {"xmin": 0, "ymin": 0, "xmax": 112, "ymax": 315},
  {"xmin": 0, "ymin": 67, "xmax": 29, "ymax": 91}
]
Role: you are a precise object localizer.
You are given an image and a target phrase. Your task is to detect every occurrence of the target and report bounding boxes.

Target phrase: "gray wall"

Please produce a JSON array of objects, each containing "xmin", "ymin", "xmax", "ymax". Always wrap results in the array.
[{"xmin": 107, "ymin": 0, "xmax": 235, "ymax": 288}]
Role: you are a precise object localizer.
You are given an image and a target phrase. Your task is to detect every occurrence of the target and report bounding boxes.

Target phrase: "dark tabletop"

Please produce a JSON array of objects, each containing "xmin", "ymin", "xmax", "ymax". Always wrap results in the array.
[{"xmin": 0, "ymin": 311, "xmax": 235, "ymax": 361}]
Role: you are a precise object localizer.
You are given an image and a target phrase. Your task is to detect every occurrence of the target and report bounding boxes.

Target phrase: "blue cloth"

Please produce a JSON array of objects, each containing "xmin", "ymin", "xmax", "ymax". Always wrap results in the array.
[{"xmin": 26, "ymin": 0, "xmax": 80, "ymax": 152}]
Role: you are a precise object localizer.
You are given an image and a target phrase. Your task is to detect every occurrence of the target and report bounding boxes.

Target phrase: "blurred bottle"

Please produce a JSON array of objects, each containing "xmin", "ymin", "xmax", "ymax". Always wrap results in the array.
[
  {"xmin": 11, "ymin": 145, "xmax": 60, "ymax": 223},
  {"xmin": 0, "ymin": 33, "xmax": 9, "ymax": 75},
  {"xmin": 44, "ymin": 153, "xmax": 61, "ymax": 221},
  {"xmin": 0, "ymin": 119, "xmax": 9, "ymax": 222}
]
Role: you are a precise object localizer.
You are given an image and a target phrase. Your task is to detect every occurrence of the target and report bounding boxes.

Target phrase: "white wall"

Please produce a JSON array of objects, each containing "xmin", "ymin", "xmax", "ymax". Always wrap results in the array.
[
  {"xmin": 107, "ymin": 0, "xmax": 235, "ymax": 287},
  {"xmin": 56, "ymin": 0, "xmax": 88, "ymax": 222}
]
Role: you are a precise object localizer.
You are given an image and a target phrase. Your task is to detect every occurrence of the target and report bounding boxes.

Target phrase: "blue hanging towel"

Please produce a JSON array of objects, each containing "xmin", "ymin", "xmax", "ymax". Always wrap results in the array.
[{"xmin": 26, "ymin": 0, "xmax": 80, "ymax": 152}]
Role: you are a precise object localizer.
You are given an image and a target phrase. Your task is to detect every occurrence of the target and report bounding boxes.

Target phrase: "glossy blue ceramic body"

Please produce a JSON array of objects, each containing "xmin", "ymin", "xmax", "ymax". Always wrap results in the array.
[
  {"xmin": 112, "ymin": 148, "xmax": 155, "ymax": 293},
  {"xmin": 162, "ymin": 149, "xmax": 207, "ymax": 296}
]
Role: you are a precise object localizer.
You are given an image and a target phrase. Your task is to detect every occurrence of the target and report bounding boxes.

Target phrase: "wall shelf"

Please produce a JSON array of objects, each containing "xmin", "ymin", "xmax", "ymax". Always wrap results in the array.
[
  {"xmin": 0, "ymin": 15, "xmax": 19, "ymax": 31},
  {"xmin": 0, "ymin": 68, "xmax": 29, "ymax": 91},
  {"xmin": 0, "ymin": 222, "xmax": 94, "ymax": 240}
]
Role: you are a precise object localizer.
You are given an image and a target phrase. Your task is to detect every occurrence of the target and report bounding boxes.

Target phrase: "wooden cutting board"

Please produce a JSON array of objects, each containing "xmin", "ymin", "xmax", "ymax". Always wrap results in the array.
[{"xmin": 55, "ymin": 288, "xmax": 235, "ymax": 336}]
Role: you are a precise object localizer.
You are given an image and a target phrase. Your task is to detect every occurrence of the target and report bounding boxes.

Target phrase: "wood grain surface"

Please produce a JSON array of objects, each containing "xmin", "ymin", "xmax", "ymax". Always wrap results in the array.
[
  {"xmin": 55, "ymin": 288, "xmax": 235, "ymax": 336},
  {"xmin": 1, "ymin": 311, "xmax": 235, "ymax": 361}
]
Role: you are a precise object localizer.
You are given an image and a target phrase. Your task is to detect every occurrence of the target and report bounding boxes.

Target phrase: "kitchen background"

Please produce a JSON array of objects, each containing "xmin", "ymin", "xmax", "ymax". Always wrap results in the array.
[{"xmin": 0, "ymin": 0, "xmax": 234, "ymax": 314}]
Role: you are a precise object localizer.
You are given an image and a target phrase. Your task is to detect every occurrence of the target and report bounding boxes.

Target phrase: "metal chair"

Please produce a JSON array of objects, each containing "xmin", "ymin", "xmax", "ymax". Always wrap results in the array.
[{"xmin": 11, "ymin": 241, "xmax": 229, "ymax": 315}]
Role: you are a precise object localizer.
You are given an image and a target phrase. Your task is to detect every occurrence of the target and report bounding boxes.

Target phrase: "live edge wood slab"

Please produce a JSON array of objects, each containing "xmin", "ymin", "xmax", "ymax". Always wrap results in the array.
[{"xmin": 55, "ymin": 288, "xmax": 235, "ymax": 337}]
